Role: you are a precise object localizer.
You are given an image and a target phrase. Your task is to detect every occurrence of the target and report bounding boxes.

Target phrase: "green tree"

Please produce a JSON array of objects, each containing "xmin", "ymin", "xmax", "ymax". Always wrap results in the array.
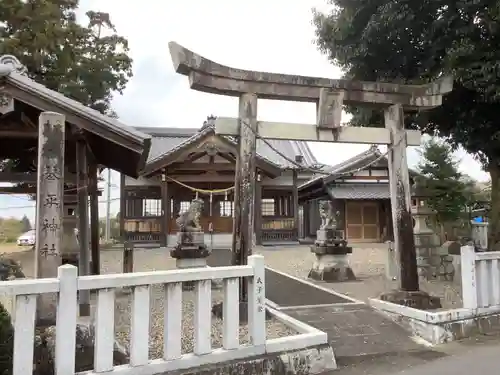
[
  {"xmin": 19, "ymin": 215, "xmax": 31, "ymax": 233},
  {"xmin": 0, "ymin": 0, "xmax": 132, "ymax": 114},
  {"xmin": 417, "ymin": 139, "xmax": 469, "ymax": 237},
  {"xmin": 0, "ymin": 217, "xmax": 24, "ymax": 243},
  {"xmin": 0, "ymin": 0, "xmax": 133, "ymax": 183},
  {"xmin": 313, "ymin": 0, "xmax": 500, "ymax": 249}
]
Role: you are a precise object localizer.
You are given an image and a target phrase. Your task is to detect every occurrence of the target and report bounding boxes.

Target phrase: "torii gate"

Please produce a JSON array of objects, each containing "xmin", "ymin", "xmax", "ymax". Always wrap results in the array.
[{"xmin": 168, "ymin": 42, "xmax": 453, "ymax": 307}]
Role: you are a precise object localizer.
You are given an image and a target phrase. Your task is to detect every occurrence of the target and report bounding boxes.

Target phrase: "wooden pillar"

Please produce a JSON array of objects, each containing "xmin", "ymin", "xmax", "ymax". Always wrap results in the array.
[
  {"xmin": 385, "ymin": 104, "xmax": 419, "ymax": 292},
  {"xmin": 35, "ymin": 111, "xmax": 65, "ymax": 325},
  {"xmin": 304, "ymin": 201, "xmax": 311, "ymax": 238},
  {"xmin": 292, "ymin": 170, "xmax": 299, "ymax": 241},
  {"xmin": 119, "ymin": 173, "xmax": 126, "ymax": 241},
  {"xmin": 89, "ymin": 162, "xmax": 100, "ymax": 275},
  {"xmin": 161, "ymin": 173, "xmax": 170, "ymax": 247},
  {"xmin": 232, "ymin": 93, "xmax": 258, "ymax": 303},
  {"xmin": 76, "ymin": 138, "xmax": 91, "ymax": 316},
  {"xmin": 254, "ymin": 174, "xmax": 262, "ymax": 245}
]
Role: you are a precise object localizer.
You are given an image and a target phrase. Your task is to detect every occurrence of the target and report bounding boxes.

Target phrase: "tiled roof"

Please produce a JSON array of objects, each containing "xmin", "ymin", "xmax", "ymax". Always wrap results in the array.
[
  {"xmin": 135, "ymin": 124, "xmax": 318, "ymax": 169},
  {"xmin": 299, "ymin": 145, "xmax": 382, "ymax": 190},
  {"xmin": 327, "ymin": 184, "xmax": 390, "ymax": 200}
]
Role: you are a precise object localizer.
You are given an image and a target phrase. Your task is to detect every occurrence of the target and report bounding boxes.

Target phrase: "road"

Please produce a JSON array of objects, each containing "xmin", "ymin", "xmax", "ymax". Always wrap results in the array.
[{"xmin": 388, "ymin": 343, "xmax": 499, "ymax": 374}]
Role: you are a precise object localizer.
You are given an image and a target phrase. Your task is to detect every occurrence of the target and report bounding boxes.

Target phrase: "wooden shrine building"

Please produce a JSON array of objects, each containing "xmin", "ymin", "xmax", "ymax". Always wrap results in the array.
[
  {"xmin": 120, "ymin": 119, "xmax": 318, "ymax": 247},
  {"xmin": 299, "ymin": 146, "xmax": 418, "ymax": 243},
  {"xmin": 0, "ymin": 55, "xmax": 151, "ymax": 274}
]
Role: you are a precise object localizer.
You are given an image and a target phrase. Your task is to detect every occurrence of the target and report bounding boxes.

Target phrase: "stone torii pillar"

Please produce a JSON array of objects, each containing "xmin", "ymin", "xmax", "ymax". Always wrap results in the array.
[{"xmin": 168, "ymin": 42, "xmax": 452, "ymax": 308}]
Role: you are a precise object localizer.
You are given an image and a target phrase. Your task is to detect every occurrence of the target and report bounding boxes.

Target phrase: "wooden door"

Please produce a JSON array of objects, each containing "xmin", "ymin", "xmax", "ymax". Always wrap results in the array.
[
  {"xmin": 362, "ymin": 203, "xmax": 379, "ymax": 241},
  {"xmin": 345, "ymin": 201, "xmax": 380, "ymax": 242},
  {"xmin": 346, "ymin": 202, "xmax": 363, "ymax": 241}
]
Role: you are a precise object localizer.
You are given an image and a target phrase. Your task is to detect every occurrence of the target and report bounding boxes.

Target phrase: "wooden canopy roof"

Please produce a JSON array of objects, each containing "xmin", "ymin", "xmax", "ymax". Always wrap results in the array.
[{"xmin": 0, "ymin": 55, "xmax": 151, "ymax": 178}]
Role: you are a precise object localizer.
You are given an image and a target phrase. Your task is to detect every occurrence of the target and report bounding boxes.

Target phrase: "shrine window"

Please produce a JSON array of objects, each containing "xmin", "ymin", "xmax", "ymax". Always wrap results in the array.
[
  {"xmin": 143, "ymin": 199, "xmax": 162, "ymax": 216},
  {"xmin": 125, "ymin": 199, "xmax": 143, "ymax": 217},
  {"xmin": 220, "ymin": 201, "xmax": 234, "ymax": 217},
  {"xmin": 262, "ymin": 198, "xmax": 275, "ymax": 216},
  {"xmin": 179, "ymin": 201, "xmax": 191, "ymax": 214}
]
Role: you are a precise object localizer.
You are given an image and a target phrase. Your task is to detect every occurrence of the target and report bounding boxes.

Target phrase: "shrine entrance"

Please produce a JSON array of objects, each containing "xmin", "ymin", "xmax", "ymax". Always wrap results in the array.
[{"xmin": 168, "ymin": 41, "xmax": 452, "ymax": 307}]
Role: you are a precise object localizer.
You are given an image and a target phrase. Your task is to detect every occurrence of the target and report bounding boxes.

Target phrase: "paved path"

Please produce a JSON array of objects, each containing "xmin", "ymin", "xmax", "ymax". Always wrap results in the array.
[
  {"xmin": 207, "ymin": 249, "xmax": 443, "ymax": 363},
  {"xmin": 286, "ymin": 304, "xmax": 440, "ymax": 362},
  {"xmin": 207, "ymin": 249, "xmax": 350, "ymax": 307}
]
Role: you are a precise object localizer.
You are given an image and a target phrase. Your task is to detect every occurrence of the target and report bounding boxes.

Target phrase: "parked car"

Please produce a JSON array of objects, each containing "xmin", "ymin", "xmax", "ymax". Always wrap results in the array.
[{"xmin": 17, "ymin": 230, "xmax": 35, "ymax": 246}]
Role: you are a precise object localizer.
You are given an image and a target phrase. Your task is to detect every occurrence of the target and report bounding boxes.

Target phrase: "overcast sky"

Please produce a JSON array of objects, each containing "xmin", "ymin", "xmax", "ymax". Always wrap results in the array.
[{"xmin": 0, "ymin": 0, "xmax": 489, "ymax": 224}]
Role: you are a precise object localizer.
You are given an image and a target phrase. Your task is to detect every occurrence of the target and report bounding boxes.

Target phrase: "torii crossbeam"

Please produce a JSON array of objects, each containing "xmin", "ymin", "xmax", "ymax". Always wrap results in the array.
[{"xmin": 169, "ymin": 41, "xmax": 453, "ymax": 309}]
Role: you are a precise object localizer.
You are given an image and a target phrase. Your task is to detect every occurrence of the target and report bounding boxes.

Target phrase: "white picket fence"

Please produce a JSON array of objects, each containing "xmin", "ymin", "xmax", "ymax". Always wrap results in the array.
[
  {"xmin": 461, "ymin": 245, "xmax": 500, "ymax": 309},
  {"xmin": 1, "ymin": 254, "xmax": 326, "ymax": 375}
]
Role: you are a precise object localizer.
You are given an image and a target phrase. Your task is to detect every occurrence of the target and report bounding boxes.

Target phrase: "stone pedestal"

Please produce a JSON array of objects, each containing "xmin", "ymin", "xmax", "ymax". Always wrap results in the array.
[
  {"xmin": 308, "ymin": 229, "xmax": 355, "ymax": 282},
  {"xmin": 170, "ymin": 231, "xmax": 222, "ymax": 290}
]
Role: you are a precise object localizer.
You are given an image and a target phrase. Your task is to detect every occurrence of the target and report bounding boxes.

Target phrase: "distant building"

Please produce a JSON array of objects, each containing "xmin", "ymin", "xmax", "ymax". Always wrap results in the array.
[
  {"xmin": 299, "ymin": 146, "xmax": 418, "ymax": 243},
  {"xmin": 120, "ymin": 121, "xmax": 319, "ymax": 247}
]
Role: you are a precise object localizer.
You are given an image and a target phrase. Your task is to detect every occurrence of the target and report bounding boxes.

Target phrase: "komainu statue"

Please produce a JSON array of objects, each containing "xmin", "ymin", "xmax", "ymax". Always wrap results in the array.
[
  {"xmin": 318, "ymin": 200, "xmax": 338, "ymax": 230},
  {"xmin": 176, "ymin": 198, "xmax": 204, "ymax": 233},
  {"xmin": 175, "ymin": 198, "xmax": 204, "ymax": 245}
]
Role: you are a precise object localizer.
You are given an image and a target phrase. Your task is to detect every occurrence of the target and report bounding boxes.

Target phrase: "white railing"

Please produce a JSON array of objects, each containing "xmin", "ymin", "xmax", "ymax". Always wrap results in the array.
[
  {"xmin": 461, "ymin": 245, "xmax": 500, "ymax": 309},
  {"xmin": 1, "ymin": 255, "xmax": 281, "ymax": 375}
]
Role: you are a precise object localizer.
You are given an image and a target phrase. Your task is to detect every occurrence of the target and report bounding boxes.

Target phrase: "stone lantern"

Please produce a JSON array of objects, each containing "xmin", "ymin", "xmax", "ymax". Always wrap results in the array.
[{"xmin": 412, "ymin": 179, "xmax": 454, "ymax": 281}]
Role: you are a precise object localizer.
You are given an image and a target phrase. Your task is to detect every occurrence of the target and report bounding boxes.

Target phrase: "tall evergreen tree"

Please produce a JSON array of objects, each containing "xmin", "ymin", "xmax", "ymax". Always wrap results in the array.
[
  {"xmin": 417, "ymin": 139, "xmax": 469, "ymax": 237},
  {"xmin": 313, "ymin": 0, "xmax": 500, "ymax": 249}
]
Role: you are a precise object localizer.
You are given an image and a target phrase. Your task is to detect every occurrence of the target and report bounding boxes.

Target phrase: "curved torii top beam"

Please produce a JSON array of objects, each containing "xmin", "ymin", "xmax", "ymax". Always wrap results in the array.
[{"xmin": 169, "ymin": 42, "xmax": 453, "ymax": 110}]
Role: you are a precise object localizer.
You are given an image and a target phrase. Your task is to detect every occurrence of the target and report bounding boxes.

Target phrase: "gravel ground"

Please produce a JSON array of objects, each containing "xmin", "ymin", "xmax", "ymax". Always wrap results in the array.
[
  {"xmin": 254, "ymin": 244, "xmax": 463, "ymax": 310},
  {"xmin": 112, "ymin": 287, "xmax": 296, "ymax": 358},
  {"xmin": 8, "ymin": 248, "xmax": 296, "ymax": 358}
]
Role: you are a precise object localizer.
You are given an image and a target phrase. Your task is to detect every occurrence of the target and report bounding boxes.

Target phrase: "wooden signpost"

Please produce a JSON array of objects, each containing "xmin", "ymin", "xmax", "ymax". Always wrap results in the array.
[{"xmin": 168, "ymin": 42, "xmax": 453, "ymax": 307}]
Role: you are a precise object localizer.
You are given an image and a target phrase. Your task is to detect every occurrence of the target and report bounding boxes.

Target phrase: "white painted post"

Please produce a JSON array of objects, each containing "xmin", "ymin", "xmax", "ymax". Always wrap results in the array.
[
  {"xmin": 163, "ymin": 282, "xmax": 182, "ymax": 360},
  {"xmin": 13, "ymin": 295, "xmax": 37, "ymax": 375},
  {"xmin": 247, "ymin": 255, "xmax": 266, "ymax": 346},
  {"xmin": 55, "ymin": 265, "xmax": 78, "ymax": 375},
  {"xmin": 478, "ymin": 259, "xmax": 489, "ymax": 307},
  {"xmin": 461, "ymin": 245, "xmax": 478, "ymax": 309},
  {"xmin": 194, "ymin": 280, "xmax": 212, "ymax": 355},
  {"xmin": 222, "ymin": 278, "xmax": 240, "ymax": 350},
  {"xmin": 130, "ymin": 286, "xmax": 151, "ymax": 366},
  {"xmin": 94, "ymin": 289, "xmax": 116, "ymax": 372},
  {"xmin": 491, "ymin": 258, "xmax": 500, "ymax": 306}
]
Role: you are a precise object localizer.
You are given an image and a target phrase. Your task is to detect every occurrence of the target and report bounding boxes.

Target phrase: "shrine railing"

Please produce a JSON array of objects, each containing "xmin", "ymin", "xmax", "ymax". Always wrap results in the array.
[
  {"xmin": 0, "ymin": 255, "xmax": 326, "ymax": 375},
  {"xmin": 461, "ymin": 245, "xmax": 500, "ymax": 309}
]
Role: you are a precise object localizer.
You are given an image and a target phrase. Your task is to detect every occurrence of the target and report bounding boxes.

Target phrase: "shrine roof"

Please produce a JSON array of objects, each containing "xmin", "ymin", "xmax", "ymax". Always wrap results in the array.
[
  {"xmin": 0, "ymin": 55, "xmax": 151, "ymax": 178},
  {"xmin": 134, "ymin": 123, "xmax": 318, "ymax": 171},
  {"xmin": 299, "ymin": 145, "xmax": 419, "ymax": 198},
  {"xmin": 299, "ymin": 145, "xmax": 384, "ymax": 191}
]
